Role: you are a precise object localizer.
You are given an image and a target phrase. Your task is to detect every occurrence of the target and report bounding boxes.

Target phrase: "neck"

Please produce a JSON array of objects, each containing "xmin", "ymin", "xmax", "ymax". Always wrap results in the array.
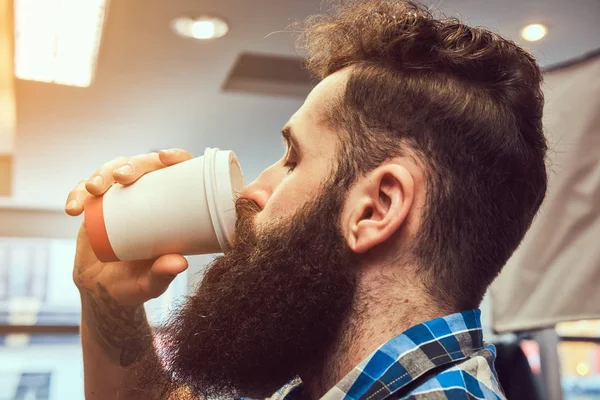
[{"xmin": 299, "ymin": 269, "xmax": 444, "ymax": 400}]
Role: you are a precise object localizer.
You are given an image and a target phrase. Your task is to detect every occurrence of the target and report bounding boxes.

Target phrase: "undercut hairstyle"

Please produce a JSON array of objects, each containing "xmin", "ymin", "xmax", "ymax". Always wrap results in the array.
[{"xmin": 299, "ymin": 0, "xmax": 548, "ymax": 310}]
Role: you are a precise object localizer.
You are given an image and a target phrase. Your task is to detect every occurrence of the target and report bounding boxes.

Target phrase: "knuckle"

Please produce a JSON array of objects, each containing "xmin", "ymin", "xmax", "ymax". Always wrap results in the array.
[
  {"xmin": 68, "ymin": 182, "xmax": 83, "ymax": 196},
  {"xmin": 129, "ymin": 154, "xmax": 146, "ymax": 164},
  {"xmin": 98, "ymin": 158, "xmax": 126, "ymax": 176},
  {"xmin": 72, "ymin": 271, "xmax": 84, "ymax": 288},
  {"xmin": 136, "ymin": 153, "xmax": 163, "ymax": 168},
  {"xmin": 114, "ymin": 156, "xmax": 129, "ymax": 165},
  {"xmin": 136, "ymin": 279, "xmax": 149, "ymax": 296}
]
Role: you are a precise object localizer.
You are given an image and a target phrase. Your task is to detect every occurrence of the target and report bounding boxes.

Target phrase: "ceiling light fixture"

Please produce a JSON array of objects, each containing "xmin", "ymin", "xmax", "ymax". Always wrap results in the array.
[
  {"xmin": 13, "ymin": 0, "xmax": 108, "ymax": 87},
  {"xmin": 521, "ymin": 23, "xmax": 548, "ymax": 42},
  {"xmin": 171, "ymin": 16, "xmax": 229, "ymax": 40}
]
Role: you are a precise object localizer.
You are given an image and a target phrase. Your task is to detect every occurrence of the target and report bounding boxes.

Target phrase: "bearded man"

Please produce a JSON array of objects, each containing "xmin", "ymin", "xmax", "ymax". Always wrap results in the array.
[{"xmin": 66, "ymin": 1, "xmax": 547, "ymax": 399}]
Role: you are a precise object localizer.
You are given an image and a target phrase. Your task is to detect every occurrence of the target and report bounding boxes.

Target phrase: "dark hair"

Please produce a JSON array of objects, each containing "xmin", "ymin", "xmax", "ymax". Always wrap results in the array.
[{"xmin": 299, "ymin": 0, "xmax": 548, "ymax": 310}]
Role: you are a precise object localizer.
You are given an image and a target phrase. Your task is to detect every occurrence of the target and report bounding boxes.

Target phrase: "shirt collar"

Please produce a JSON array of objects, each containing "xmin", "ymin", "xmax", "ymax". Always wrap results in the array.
[{"xmin": 321, "ymin": 309, "xmax": 484, "ymax": 400}]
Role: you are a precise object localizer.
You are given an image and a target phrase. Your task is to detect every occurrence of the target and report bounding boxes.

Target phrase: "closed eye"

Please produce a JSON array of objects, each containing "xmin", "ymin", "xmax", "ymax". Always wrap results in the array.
[
  {"xmin": 284, "ymin": 160, "xmax": 297, "ymax": 173},
  {"xmin": 282, "ymin": 126, "xmax": 300, "ymax": 174}
]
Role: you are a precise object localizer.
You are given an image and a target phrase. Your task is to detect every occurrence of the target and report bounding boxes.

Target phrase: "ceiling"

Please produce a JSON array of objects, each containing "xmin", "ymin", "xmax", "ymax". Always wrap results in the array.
[{"xmin": 10, "ymin": 0, "xmax": 600, "ymax": 209}]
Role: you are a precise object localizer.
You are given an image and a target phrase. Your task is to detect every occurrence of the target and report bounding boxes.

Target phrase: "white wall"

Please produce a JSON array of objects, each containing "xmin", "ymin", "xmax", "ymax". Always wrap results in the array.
[{"xmin": 9, "ymin": 75, "xmax": 302, "ymax": 212}]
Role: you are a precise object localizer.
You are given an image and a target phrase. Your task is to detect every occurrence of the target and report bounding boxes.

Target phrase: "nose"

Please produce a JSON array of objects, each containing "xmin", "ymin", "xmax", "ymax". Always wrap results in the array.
[
  {"xmin": 239, "ymin": 162, "xmax": 281, "ymax": 210},
  {"xmin": 239, "ymin": 179, "xmax": 270, "ymax": 210}
]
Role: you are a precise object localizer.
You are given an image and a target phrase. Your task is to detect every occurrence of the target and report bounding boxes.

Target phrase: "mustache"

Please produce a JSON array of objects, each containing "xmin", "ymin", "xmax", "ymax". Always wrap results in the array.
[
  {"xmin": 232, "ymin": 197, "xmax": 262, "ymax": 247},
  {"xmin": 235, "ymin": 196, "xmax": 262, "ymax": 216}
]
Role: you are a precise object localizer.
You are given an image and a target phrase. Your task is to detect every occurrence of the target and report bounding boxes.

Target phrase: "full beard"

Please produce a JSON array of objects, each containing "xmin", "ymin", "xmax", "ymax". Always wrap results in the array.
[{"xmin": 132, "ymin": 180, "xmax": 359, "ymax": 399}]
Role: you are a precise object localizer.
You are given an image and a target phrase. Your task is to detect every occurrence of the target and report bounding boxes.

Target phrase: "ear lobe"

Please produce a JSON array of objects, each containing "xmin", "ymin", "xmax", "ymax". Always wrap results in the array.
[{"xmin": 347, "ymin": 165, "xmax": 414, "ymax": 254}]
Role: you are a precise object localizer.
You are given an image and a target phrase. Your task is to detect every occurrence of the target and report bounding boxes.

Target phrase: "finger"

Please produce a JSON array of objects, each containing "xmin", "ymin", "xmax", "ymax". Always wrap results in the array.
[
  {"xmin": 158, "ymin": 148, "xmax": 194, "ymax": 166},
  {"xmin": 144, "ymin": 254, "xmax": 189, "ymax": 299},
  {"xmin": 65, "ymin": 180, "xmax": 88, "ymax": 216},
  {"xmin": 85, "ymin": 156, "xmax": 129, "ymax": 196},
  {"xmin": 112, "ymin": 152, "xmax": 166, "ymax": 186}
]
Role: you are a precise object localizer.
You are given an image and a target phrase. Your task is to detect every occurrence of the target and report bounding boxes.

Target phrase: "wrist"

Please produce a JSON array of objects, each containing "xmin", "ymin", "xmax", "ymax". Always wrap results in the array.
[{"xmin": 79, "ymin": 284, "xmax": 153, "ymax": 367}]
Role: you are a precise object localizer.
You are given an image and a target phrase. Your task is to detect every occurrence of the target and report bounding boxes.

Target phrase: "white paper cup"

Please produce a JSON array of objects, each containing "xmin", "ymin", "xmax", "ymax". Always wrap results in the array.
[{"xmin": 84, "ymin": 148, "xmax": 245, "ymax": 262}]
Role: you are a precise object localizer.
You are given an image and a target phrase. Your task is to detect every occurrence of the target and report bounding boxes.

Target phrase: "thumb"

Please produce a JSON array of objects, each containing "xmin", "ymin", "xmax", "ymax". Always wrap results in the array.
[{"xmin": 145, "ymin": 254, "xmax": 189, "ymax": 299}]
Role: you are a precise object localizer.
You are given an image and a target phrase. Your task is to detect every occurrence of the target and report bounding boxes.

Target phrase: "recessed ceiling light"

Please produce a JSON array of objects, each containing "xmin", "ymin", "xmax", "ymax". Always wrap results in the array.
[
  {"xmin": 521, "ymin": 24, "xmax": 548, "ymax": 42},
  {"xmin": 13, "ymin": 0, "xmax": 109, "ymax": 87},
  {"xmin": 171, "ymin": 16, "xmax": 229, "ymax": 40}
]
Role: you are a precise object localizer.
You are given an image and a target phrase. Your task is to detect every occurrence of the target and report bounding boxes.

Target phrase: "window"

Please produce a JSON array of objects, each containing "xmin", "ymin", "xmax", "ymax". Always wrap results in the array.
[
  {"xmin": 0, "ymin": 237, "xmax": 189, "ymax": 400},
  {"xmin": 0, "ymin": 335, "xmax": 80, "ymax": 400}
]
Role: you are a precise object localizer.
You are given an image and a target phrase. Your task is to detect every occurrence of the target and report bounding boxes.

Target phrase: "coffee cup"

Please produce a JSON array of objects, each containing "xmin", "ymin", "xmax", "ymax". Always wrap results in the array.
[{"xmin": 84, "ymin": 147, "xmax": 245, "ymax": 262}]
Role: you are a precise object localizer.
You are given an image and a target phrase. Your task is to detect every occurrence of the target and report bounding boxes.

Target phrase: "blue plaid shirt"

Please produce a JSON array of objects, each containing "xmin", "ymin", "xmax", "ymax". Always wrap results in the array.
[{"xmin": 269, "ymin": 309, "xmax": 506, "ymax": 400}]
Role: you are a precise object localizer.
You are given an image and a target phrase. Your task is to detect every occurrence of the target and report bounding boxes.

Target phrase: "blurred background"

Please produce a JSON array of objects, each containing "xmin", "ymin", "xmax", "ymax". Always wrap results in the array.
[{"xmin": 0, "ymin": 0, "xmax": 599, "ymax": 399}]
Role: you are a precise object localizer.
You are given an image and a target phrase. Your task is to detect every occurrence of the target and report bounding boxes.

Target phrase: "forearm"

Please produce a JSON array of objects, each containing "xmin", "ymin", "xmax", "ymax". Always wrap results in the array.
[{"xmin": 79, "ymin": 284, "xmax": 158, "ymax": 399}]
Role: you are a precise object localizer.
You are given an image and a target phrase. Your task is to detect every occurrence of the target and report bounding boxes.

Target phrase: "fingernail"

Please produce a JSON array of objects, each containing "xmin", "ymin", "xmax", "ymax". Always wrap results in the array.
[
  {"xmin": 118, "ymin": 164, "xmax": 133, "ymax": 175},
  {"xmin": 162, "ymin": 148, "xmax": 178, "ymax": 156},
  {"xmin": 92, "ymin": 175, "xmax": 104, "ymax": 186},
  {"xmin": 66, "ymin": 200, "xmax": 78, "ymax": 210}
]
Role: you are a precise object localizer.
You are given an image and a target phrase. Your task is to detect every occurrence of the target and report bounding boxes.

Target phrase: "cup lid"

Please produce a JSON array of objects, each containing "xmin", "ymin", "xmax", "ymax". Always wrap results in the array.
[{"xmin": 203, "ymin": 147, "xmax": 245, "ymax": 251}]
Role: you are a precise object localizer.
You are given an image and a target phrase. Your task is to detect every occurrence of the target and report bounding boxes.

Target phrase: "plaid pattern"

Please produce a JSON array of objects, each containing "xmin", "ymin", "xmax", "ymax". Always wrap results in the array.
[{"xmin": 270, "ymin": 309, "xmax": 506, "ymax": 400}]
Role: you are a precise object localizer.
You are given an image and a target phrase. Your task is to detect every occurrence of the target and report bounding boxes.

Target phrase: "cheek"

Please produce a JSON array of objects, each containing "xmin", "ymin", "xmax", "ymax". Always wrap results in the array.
[{"xmin": 257, "ymin": 174, "xmax": 317, "ymax": 225}]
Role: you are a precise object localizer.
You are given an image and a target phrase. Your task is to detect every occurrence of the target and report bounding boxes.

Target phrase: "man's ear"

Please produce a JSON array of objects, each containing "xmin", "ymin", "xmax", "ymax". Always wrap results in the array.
[{"xmin": 345, "ymin": 164, "xmax": 414, "ymax": 254}]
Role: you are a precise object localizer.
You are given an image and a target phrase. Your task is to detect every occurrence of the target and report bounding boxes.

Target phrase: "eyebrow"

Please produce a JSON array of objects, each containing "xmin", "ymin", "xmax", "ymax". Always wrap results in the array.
[{"xmin": 281, "ymin": 125, "xmax": 301, "ymax": 154}]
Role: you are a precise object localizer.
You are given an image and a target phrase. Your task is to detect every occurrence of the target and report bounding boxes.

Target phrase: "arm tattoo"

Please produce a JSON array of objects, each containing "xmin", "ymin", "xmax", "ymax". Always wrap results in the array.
[{"xmin": 82, "ymin": 282, "xmax": 153, "ymax": 367}]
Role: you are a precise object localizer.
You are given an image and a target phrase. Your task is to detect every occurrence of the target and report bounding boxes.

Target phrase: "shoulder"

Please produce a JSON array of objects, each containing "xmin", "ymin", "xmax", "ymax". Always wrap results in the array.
[{"xmin": 402, "ymin": 346, "xmax": 506, "ymax": 400}]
